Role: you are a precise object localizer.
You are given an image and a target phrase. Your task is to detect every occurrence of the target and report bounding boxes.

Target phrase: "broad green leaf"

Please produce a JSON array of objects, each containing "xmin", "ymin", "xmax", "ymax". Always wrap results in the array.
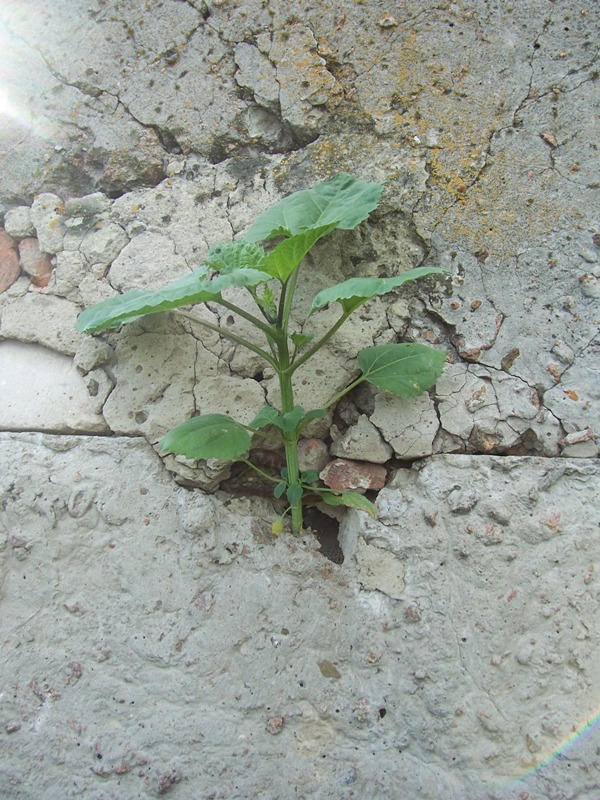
[
  {"xmin": 357, "ymin": 343, "xmax": 447, "ymax": 397},
  {"xmin": 245, "ymin": 173, "xmax": 383, "ymax": 242},
  {"xmin": 320, "ymin": 491, "xmax": 378, "ymax": 518},
  {"xmin": 310, "ymin": 267, "xmax": 449, "ymax": 315},
  {"xmin": 259, "ymin": 223, "xmax": 338, "ymax": 281},
  {"xmin": 203, "ymin": 241, "xmax": 265, "ymax": 273},
  {"xmin": 76, "ymin": 266, "xmax": 271, "ymax": 333},
  {"xmin": 250, "ymin": 406, "xmax": 281, "ymax": 430},
  {"xmin": 159, "ymin": 413, "xmax": 251, "ymax": 460},
  {"xmin": 286, "ymin": 483, "xmax": 303, "ymax": 506}
]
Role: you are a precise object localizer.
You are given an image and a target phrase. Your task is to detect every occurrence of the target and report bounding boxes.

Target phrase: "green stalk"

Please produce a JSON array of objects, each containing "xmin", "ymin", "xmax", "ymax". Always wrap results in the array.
[
  {"xmin": 217, "ymin": 297, "xmax": 276, "ymax": 337},
  {"xmin": 174, "ymin": 309, "xmax": 278, "ymax": 369},
  {"xmin": 276, "ymin": 273, "xmax": 303, "ymax": 532},
  {"xmin": 323, "ymin": 374, "xmax": 366, "ymax": 409},
  {"xmin": 286, "ymin": 309, "xmax": 352, "ymax": 374},
  {"xmin": 278, "ymin": 364, "xmax": 303, "ymax": 532}
]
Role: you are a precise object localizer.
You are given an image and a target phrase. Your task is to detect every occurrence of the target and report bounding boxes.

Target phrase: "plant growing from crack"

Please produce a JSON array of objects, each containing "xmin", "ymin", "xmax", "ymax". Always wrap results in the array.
[{"xmin": 77, "ymin": 173, "xmax": 447, "ymax": 533}]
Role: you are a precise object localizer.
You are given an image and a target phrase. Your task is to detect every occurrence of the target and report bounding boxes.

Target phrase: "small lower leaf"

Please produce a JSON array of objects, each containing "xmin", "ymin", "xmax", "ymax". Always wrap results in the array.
[
  {"xmin": 250, "ymin": 406, "xmax": 281, "ymax": 430},
  {"xmin": 291, "ymin": 332, "xmax": 314, "ymax": 350},
  {"xmin": 301, "ymin": 469, "xmax": 319, "ymax": 484},
  {"xmin": 320, "ymin": 491, "xmax": 378, "ymax": 518},
  {"xmin": 276, "ymin": 406, "xmax": 305, "ymax": 432},
  {"xmin": 286, "ymin": 483, "xmax": 303, "ymax": 506},
  {"xmin": 160, "ymin": 414, "xmax": 251, "ymax": 460},
  {"xmin": 274, "ymin": 481, "xmax": 287, "ymax": 499}
]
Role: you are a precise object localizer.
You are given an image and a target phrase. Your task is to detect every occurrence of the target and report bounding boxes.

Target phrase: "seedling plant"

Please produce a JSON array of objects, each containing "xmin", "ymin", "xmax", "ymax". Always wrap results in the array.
[{"xmin": 77, "ymin": 173, "xmax": 447, "ymax": 533}]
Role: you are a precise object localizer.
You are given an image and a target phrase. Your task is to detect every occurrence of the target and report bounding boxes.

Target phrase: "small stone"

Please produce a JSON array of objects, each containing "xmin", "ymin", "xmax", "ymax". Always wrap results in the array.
[
  {"xmin": 156, "ymin": 769, "xmax": 181, "ymax": 795},
  {"xmin": 579, "ymin": 273, "xmax": 600, "ymax": 298},
  {"xmin": 540, "ymin": 131, "xmax": 558, "ymax": 148},
  {"xmin": 318, "ymin": 660, "xmax": 341, "ymax": 679},
  {"xmin": 352, "ymin": 697, "xmax": 371, "ymax": 722},
  {"xmin": 18, "ymin": 238, "xmax": 53, "ymax": 286},
  {"xmin": 320, "ymin": 458, "xmax": 387, "ymax": 491},
  {"xmin": 355, "ymin": 538, "xmax": 404, "ymax": 598},
  {"xmin": 561, "ymin": 427, "xmax": 595, "ymax": 445},
  {"xmin": 80, "ymin": 223, "xmax": 129, "ymax": 265},
  {"xmin": 65, "ymin": 192, "xmax": 111, "ymax": 218},
  {"xmin": 377, "ymin": 14, "xmax": 398, "ymax": 27},
  {"xmin": 579, "ymin": 247, "xmax": 597, "ymax": 264},
  {"xmin": 266, "ymin": 715, "xmax": 284, "ymax": 734},
  {"xmin": 30, "ymin": 193, "xmax": 66, "ymax": 254},
  {"xmin": 297, "ymin": 438, "xmax": 329, "ymax": 473},
  {"xmin": 447, "ymin": 487, "xmax": 479, "ymax": 513},
  {"xmin": 330, "ymin": 414, "xmax": 393, "ymax": 464},
  {"xmin": 5, "ymin": 722, "xmax": 21, "ymax": 734},
  {"xmin": 4, "ymin": 206, "xmax": 35, "ymax": 239},
  {"xmin": 0, "ymin": 230, "xmax": 20, "ymax": 292}
]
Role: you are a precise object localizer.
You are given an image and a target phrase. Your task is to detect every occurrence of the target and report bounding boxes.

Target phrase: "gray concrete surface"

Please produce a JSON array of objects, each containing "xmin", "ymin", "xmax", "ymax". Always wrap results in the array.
[{"xmin": 1, "ymin": 1, "xmax": 599, "ymax": 798}]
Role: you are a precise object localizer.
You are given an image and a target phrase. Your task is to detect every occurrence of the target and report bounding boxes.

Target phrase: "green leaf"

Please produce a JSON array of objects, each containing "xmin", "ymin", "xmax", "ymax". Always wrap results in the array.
[
  {"xmin": 259, "ymin": 223, "xmax": 338, "ymax": 281},
  {"xmin": 245, "ymin": 173, "xmax": 383, "ymax": 242},
  {"xmin": 159, "ymin": 414, "xmax": 251, "ymax": 460},
  {"xmin": 291, "ymin": 332, "xmax": 314, "ymax": 350},
  {"xmin": 357, "ymin": 343, "xmax": 447, "ymax": 397},
  {"xmin": 275, "ymin": 406, "xmax": 305, "ymax": 432},
  {"xmin": 310, "ymin": 267, "xmax": 449, "ymax": 315},
  {"xmin": 300, "ymin": 469, "xmax": 320, "ymax": 484},
  {"xmin": 203, "ymin": 241, "xmax": 266, "ymax": 273},
  {"xmin": 320, "ymin": 491, "xmax": 378, "ymax": 518},
  {"xmin": 76, "ymin": 266, "xmax": 272, "ymax": 334},
  {"xmin": 274, "ymin": 481, "xmax": 287, "ymax": 499},
  {"xmin": 255, "ymin": 285, "xmax": 277, "ymax": 319},
  {"xmin": 250, "ymin": 406, "xmax": 281, "ymax": 430},
  {"xmin": 286, "ymin": 483, "xmax": 303, "ymax": 506}
]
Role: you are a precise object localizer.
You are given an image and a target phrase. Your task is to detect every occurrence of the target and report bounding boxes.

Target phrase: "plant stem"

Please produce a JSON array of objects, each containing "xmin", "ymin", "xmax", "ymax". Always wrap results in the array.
[
  {"xmin": 239, "ymin": 458, "xmax": 281, "ymax": 484},
  {"xmin": 276, "ymin": 335, "xmax": 303, "ymax": 532},
  {"xmin": 174, "ymin": 309, "xmax": 277, "ymax": 369},
  {"xmin": 323, "ymin": 374, "xmax": 366, "ymax": 409},
  {"xmin": 217, "ymin": 297, "xmax": 275, "ymax": 337},
  {"xmin": 286, "ymin": 309, "xmax": 352, "ymax": 374}
]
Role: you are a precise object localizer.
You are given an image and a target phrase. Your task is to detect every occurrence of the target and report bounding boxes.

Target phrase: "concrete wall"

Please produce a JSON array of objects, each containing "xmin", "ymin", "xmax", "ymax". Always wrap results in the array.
[{"xmin": 1, "ymin": 2, "xmax": 598, "ymax": 798}]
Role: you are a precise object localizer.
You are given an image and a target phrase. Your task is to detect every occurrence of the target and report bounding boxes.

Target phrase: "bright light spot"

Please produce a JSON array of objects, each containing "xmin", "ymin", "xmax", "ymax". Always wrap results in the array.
[{"xmin": 0, "ymin": 87, "xmax": 20, "ymax": 119}]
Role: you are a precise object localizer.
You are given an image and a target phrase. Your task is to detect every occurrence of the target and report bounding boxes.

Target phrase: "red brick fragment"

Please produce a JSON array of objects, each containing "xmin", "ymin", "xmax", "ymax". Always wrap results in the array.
[
  {"xmin": 0, "ymin": 230, "xmax": 20, "ymax": 292},
  {"xmin": 319, "ymin": 458, "xmax": 386, "ymax": 492},
  {"xmin": 18, "ymin": 237, "xmax": 53, "ymax": 287}
]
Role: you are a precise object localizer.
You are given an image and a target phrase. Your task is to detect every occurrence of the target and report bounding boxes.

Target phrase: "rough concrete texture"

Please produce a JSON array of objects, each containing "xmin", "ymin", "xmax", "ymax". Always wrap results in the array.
[
  {"xmin": 1, "ymin": 436, "xmax": 599, "ymax": 800},
  {"xmin": 1, "ymin": 0, "xmax": 599, "ymax": 797}
]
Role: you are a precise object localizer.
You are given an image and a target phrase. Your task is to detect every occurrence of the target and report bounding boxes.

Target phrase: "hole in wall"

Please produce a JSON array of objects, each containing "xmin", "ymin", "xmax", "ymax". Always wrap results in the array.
[{"xmin": 303, "ymin": 506, "xmax": 344, "ymax": 564}]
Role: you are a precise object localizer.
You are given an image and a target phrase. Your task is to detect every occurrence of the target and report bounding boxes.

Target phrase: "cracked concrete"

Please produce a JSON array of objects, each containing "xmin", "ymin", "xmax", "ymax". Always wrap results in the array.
[{"xmin": 1, "ymin": 1, "xmax": 599, "ymax": 798}]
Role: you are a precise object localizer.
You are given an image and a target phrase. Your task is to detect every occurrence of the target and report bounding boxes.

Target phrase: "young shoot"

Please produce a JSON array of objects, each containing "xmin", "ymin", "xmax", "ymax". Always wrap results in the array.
[{"xmin": 77, "ymin": 173, "xmax": 448, "ymax": 533}]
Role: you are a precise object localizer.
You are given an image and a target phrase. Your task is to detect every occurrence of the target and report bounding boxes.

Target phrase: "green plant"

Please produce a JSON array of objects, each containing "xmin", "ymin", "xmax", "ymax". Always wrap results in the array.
[{"xmin": 77, "ymin": 173, "xmax": 447, "ymax": 533}]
